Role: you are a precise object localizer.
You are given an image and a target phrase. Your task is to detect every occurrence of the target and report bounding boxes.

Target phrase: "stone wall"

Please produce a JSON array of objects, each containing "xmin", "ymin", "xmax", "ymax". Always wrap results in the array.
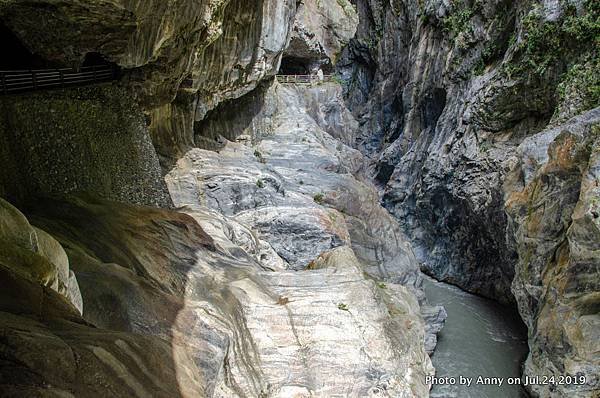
[{"xmin": 0, "ymin": 84, "xmax": 170, "ymax": 207}]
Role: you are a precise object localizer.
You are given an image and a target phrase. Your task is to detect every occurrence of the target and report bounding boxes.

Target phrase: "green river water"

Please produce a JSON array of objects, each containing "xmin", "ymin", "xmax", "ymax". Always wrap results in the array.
[{"xmin": 423, "ymin": 276, "xmax": 530, "ymax": 398}]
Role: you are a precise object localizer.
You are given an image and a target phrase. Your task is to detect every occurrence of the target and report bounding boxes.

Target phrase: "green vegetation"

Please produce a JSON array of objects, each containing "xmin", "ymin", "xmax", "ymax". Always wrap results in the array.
[
  {"xmin": 330, "ymin": 74, "xmax": 346, "ymax": 86},
  {"xmin": 556, "ymin": 56, "xmax": 600, "ymax": 114},
  {"xmin": 504, "ymin": 0, "xmax": 600, "ymax": 78},
  {"xmin": 473, "ymin": 58, "xmax": 486, "ymax": 76},
  {"xmin": 337, "ymin": 303, "xmax": 349, "ymax": 311},
  {"xmin": 377, "ymin": 282, "xmax": 387, "ymax": 289},
  {"xmin": 253, "ymin": 149, "xmax": 266, "ymax": 163},
  {"xmin": 313, "ymin": 193, "xmax": 324, "ymax": 204},
  {"xmin": 442, "ymin": 1, "xmax": 482, "ymax": 37},
  {"xmin": 256, "ymin": 179, "xmax": 265, "ymax": 189},
  {"xmin": 480, "ymin": 140, "xmax": 493, "ymax": 153},
  {"xmin": 336, "ymin": 0, "xmax": 357, "ymax": 16}
]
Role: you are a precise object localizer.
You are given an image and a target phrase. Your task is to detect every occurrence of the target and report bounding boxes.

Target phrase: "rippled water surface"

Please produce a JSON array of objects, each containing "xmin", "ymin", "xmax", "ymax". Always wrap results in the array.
[{"xmin": 423, "ymin": 276, "xmax": 529, "ymax": 398}]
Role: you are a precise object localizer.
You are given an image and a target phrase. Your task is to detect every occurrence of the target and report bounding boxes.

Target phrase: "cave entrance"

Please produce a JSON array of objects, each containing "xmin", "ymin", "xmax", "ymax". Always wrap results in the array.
[
  {"xmin": 279, "ymin": 56, "xmax": 310, "ymax": 75},
  {"xmin": 82, "ymin": 52, "xmax": 111, "ymax": 68},
  {"xmin": 278, "ymin": 56, "xmax": 334, "ymax": 75},
  {"xmin": 0, "ymin": 21, "xmax": 54, "ymax": 70}
]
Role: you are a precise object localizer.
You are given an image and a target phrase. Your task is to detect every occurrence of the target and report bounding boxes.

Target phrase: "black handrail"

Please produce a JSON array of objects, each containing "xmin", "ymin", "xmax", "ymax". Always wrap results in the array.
[{"xmin": 0, "ymin": 65, "xmax": 118, "ymax": 95}]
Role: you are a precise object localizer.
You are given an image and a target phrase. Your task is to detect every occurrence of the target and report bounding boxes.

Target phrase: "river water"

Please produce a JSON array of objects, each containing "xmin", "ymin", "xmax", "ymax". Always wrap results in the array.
[{"xmin": 423, "ymin": 276, "xmax": 529, "ymax": 398}]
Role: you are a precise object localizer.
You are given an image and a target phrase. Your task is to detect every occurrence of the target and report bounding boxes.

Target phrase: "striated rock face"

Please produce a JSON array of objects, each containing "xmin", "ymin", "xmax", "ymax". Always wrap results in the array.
[
  {"xmin": 171, "ymin": 82, "xmax": 421, "ymax": 285},
  {"xmin": 167, "ymin": 81, "xmax": 445, "ymax": 393},
  {"xmin": 0, "ymin": 0, "xmax": 294, "ymax": 109},
  {"xmin": 282, "ymin": 0, "xmax": 359, "ymax": 73},
  {"xmin": 340, "ymin": 0, "xmax": 599, "ymax": 395},
  {"xmin": 0, "ymin": 189, "xmax": 433, "ymax": 397},
  {"xmin": 505, "ymin": 111, "xmax": 600, "ymax": 397},
  {"xmin": 340, "ymin": 0, "xmax": 599, "ymax": 302}
]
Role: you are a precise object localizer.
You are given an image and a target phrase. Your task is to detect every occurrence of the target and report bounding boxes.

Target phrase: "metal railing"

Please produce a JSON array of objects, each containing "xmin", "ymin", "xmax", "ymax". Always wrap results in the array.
[
  {"xmin": 0, "ymin": 65, "xmax": 117, "ymax": 95},
  {"xmin": 276, "ymin": 74, "xmax": 334, "ymax": 84}
]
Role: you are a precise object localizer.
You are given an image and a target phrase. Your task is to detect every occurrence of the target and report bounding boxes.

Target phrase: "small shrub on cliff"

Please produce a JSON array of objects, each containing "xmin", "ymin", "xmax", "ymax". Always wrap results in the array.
[
  {"xmin": 337, "ymin": 303, "xmax": 349, "ymax": 311},
  {"xmin": 256, "ymin": 179, "xmax": 265, "ymax": 189},
  {"xmin": 442, "ymin": 1, "xmax": 482, "ymax": 37},
  {"xmin": 253, "ymin": 149, "xmax": 266, "ymax": 163},
  {"xmin": 313, "ymin": 193, "xmax": 324, "ymax": 204},
  {"xmin": 330, "ymin": 74, "xmax": 347, "ymax": 86}
]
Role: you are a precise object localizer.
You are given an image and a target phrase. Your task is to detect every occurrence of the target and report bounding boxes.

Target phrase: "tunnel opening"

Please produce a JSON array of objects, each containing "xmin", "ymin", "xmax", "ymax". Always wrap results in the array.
[
  {"xmin": 278, "ymin": 56, "xmax": 334, "ymax": 75},
  {"xmin": 279, "ymin": 56, "xmax": 310, "ymax": 75},
  {"xmin": 81, "ymin": 52, "xmax": 112, "ymax": 68},
  {"xmin": 0, "ymin": 21, "xmax": 55, "ymax": 69}
]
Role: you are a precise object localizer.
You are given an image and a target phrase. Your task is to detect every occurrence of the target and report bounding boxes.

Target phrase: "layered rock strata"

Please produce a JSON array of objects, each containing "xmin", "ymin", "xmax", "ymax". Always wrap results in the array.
[{"xmin": 340, "ymin": 0, "xmax": 599, "ymax": 395}]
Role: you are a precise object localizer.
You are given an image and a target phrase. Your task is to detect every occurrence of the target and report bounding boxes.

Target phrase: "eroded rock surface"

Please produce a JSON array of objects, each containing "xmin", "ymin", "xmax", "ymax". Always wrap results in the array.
[
  {"xmin": 0, "ymin": 0, "xmax": 295, "ymax": 109},
  {"xmin": 506, "ymin": 111, "xmax": 600, "ymax": 397},
  {"xmin": 170, "ymin": 80, "xmax": 446, "ymax": 359},
  {"xmin": 0, "ymin": 189, "xmax": 435, "ymax": 397},
  {"xmin": 283, "ymin": 0, "xmax": 359, "ymax": 73},
  {"xmin": 339, "ymin": 0, "xmax": 599, "ymax": 395},
  {"xmin": 0, "ymin": 197, "xmax": 82, "ymax": 312}
]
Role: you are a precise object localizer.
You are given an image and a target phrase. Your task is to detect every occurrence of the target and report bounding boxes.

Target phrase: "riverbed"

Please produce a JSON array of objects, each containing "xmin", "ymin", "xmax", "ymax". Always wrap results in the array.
[{"xmin": 423, "ymin": 276, "xmax": 529, "ymax": 398}]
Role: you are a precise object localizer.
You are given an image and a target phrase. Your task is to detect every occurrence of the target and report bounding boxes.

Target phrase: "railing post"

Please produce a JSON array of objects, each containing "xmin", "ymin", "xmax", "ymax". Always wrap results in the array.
[
  {"xmin": 31, "ymin": 70, "xmax": 37, "ymax": 89},
  {"xmin": 92, "ymin": 65, "xmax": 97, "ymax": 81},
  {"xmin": 59, "ymin": 69, "xmax": 64, "ymax": 88},
  {"xmin": 1, "ymin": 73, "xmax": 6, "ymax": 94}
]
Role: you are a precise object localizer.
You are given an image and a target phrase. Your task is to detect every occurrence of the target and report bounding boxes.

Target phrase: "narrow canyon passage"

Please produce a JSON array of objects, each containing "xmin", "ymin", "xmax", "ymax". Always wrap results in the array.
[
  {"xmin": 423, "ymin": 277, "xmax": 529, "ymax": 398},
  {"xmin": 0, "ymin": 0, "xmax": 598, "ymax": 396}
]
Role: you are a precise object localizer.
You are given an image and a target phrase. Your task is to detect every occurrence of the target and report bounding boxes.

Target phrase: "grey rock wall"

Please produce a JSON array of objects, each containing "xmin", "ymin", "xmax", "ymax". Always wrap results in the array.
[
  {"xmin": 0, "ymin": 85, "xmax": 170, "ymax": 208},
  {"xmin": 340, "ymin": 0, "xmax": 599, "ymax": 395}
]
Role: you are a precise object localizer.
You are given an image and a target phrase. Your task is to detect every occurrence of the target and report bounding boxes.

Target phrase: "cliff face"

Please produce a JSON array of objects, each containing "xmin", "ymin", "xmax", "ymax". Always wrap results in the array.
[
  {"xmin": 1, "ymin": 0, "xmax": 598, "ymax": 396},
  {"xmin": 340, "ymin": 0, "xmax": 599, "ymax": 395},
  {"xmin": 0, "ymin": 83, "xmax": 439, "ymax": 397},
  {"xmin": 0, "ymin": 2, "xmax": 442, "ymax": 397},
  {"xmin": 506, "ymin": 112, "xmax": 600, "ymax": 397},
  {"xmin": 1, "ymin": 0, "xmax": 295, "ymax": 165},
  {"xmin": 283, "ymin": 0, "xmax": 359, "ymax": 73}
]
